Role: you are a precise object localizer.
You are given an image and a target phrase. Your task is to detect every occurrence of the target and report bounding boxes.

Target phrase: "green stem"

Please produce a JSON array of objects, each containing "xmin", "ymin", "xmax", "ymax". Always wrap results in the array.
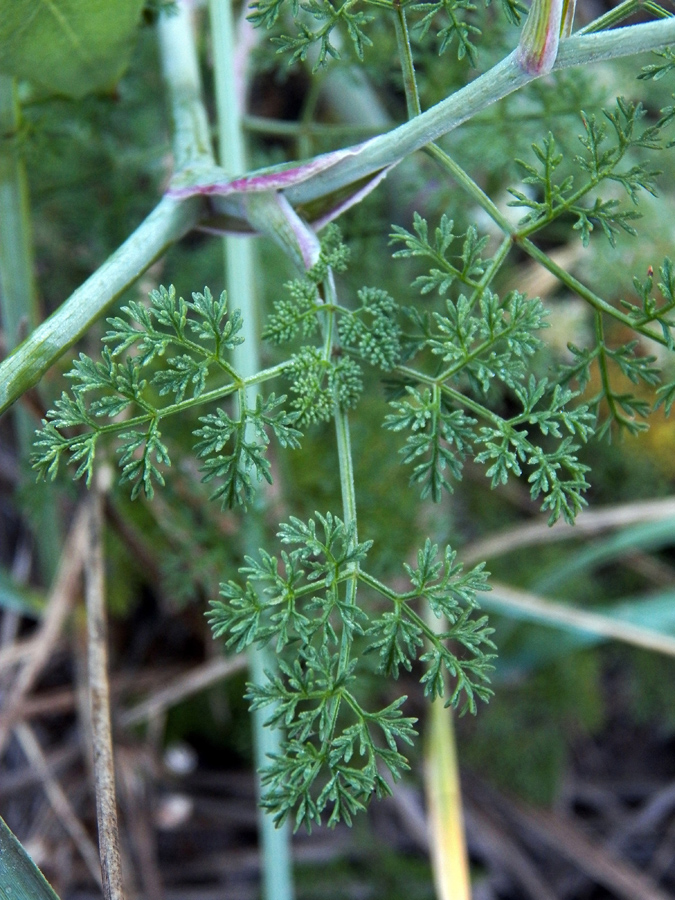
[
  {"xmin": 0, "ymin": 2, "xmax": 215, "ymax": 418},
  {"xmin": 51, "ymin": 362, "xmax": 291, "ymax": 447},
  {"xmin": 281, "ymin": 18, "xmax": 675, "ymax": 210},
  {"xmin": 425, "ymin": 144, "xmax": 674, "ymax": 349},
  {"xmin": 158, "ymin": 4, "xmax": 215, "ymax": 171},
  {"xmin": 0, "ymin": 75, "xmax": 61, "ymax": 580},
  {"xmin": 0, "ymin": 195, "xmax": 201, "ymax": 417},
  {"xmin": 468, "ymin": 234, "xmax": 513, "ymax": 306},
  {"xmin": 394, "ymin": 4, "xmax": 422, "ymax": 118},
  {"xmin": 579, "ymin": 0, "xmax": 672, "ymax": 34},
  {"xmin": 424, "ymin": 144, "xmax": 515, "ymax": 234},
  {"xmin": 593, "ymin": 311, "xmax": 626, "ymax": 426},
  {"xmin": 243, "ymin": 115, "xmax": 380, "ymax": 139},
  {"xmin": 209, "ymin": 0, "xmax": 295, "ymax": 897},
  {"xmin": 518, "ymin": 237, "xmax": 672, "ymax": 347}
]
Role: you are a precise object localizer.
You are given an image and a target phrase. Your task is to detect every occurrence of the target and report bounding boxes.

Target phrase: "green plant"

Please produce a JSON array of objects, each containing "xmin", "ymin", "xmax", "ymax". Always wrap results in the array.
[{"xmin": 3, "ymin": 0, "xmax": 675, "ymax": 895}]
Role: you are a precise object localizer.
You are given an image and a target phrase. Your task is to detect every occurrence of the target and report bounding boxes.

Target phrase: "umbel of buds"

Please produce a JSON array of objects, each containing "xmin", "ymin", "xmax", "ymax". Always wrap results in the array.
[{"xmin": 516, "ymin": 0, "xmax": 574, "ymax": 74}]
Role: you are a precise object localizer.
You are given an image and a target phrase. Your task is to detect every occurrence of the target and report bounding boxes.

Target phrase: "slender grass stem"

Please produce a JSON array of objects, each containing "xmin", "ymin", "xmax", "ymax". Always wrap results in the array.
[
  {"xmin": 209, "ymin": 0, "xmax": 295, "ymax": 896},
  {"xmin": 394, "ymin": 4, "xmax": 422, "ymax": 118},
  {"xmin": 578, "ymin": 0, "xmax": 672, "ymax": 35},
  {"xmin": 0, "ymin": 75, "xmax": 61, "ymax": 579}
]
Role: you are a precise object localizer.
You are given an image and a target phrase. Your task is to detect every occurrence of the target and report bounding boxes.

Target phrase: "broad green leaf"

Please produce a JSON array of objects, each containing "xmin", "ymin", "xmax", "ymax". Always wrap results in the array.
[
  {"xmin": 0, "ymin": 816, "xmax": 62, "ymax": 900},
  {"xmin": 0, "ymin": 0, "xmax": 145, "ymax": 99}
]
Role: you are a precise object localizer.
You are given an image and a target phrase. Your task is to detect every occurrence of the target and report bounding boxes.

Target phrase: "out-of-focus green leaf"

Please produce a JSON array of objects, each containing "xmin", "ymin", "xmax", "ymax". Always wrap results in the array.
[
  {"xmin": 0, "ymin": 567, "xmax": 43, "ymax": 616},
  {"xmin": 0, "ymin": 0, "xmax": 145, "ymax": 99},
  {"xmin": 492, "ymin": 589, "xmax": 675, "ymax": 672},
  {"xmin": 533, "ymin": 517, "xmax": 675, "ymax": 594},
  {"xmin": 0, "ymin": 816, "xmax": 62, "ymax": 900}
]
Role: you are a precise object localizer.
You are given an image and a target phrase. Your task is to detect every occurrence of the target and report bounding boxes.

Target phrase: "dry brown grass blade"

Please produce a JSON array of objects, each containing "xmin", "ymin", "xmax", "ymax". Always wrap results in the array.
[
  {"xmin": 119, "ymin": 654, "xmax": 247, "ymax": 728},
  {"xmin": 0, "ymin": 638, "xmax": 45, "ymax": 673},
  {"xmin": 0, "ymin": 502, "xmax": 88, "ymax": 755},
  {"xmin": 14, "ymin": 721, "xmax": 103, "ymax": 886},
  {"xmin": 486, "ymin": 580, "xmax": 675, "ymax": 656},
  {"xmin": 86, "ymin": 480, "xmax": 125, "ymax": 900},
  {"xmin": 463, "ymin": 497, "xmax": 675, "ymax": 565}
]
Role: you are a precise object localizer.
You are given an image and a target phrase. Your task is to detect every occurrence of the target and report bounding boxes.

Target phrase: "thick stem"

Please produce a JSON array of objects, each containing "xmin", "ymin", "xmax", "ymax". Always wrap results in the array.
[
  {"xmin": 158, "ymin": 3, "xmax": 215, "ymax": 171},
  {"xmin": 0, "ymin": 195, "xmax": 201, "ymax": 415},
  {"xmin": 0, "ymin": 1, "xmax": 214, "ymax": 417},
  {"xmin": 276, "ymin": 18, "xmax": 675, "ymax": 209}
]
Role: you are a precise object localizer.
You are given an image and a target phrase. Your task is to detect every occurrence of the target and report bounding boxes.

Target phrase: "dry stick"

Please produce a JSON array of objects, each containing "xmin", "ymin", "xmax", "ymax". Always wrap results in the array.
[
  {"xmin": 85, "ymin": 481, "xmax": 125, "ymax": 900},
  {"xmin": 14, "ymin": 721, "xmax": 103, "ymax": 886},
  {"xmin": 0, "ymin": 503, "xmax": 88, "ymax": 755},
  {"xmin": 16, "ymin": 666, "xmax": 185, "ymax": 721},
  {"xmin": 463, "ymin": 497, "xmax": 675, "ymax": 565},
  {"xmin": 466, "ymin": 776, "xmax": 673, "ymax": 900},
  {"xmin": 119, "ymin": 654, "xmax": 247, "ymax": 728}
]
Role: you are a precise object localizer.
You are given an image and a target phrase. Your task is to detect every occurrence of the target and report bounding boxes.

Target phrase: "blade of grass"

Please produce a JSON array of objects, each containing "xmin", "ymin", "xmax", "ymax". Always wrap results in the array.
[
  {"xmin": 533, "ymin": 518, "xmax": 675, "ymax": 594},
  {"xmin": 0, "ymin": 816, "xmax": 62, "ymax": 900},
  {"xmin": 485, "ymin": 581, "xmax": 675, "ymax": 657},
  {"xmin": 501, "ymin": 588, "xmax": 675, "ymax": 670},
  {"xmin": 462, "ymin": 498, "xmax": 675, "ymax": 565},
  {"xmin": 425, "ymin": 700, "xmax": 471, "ymax": 900}
]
